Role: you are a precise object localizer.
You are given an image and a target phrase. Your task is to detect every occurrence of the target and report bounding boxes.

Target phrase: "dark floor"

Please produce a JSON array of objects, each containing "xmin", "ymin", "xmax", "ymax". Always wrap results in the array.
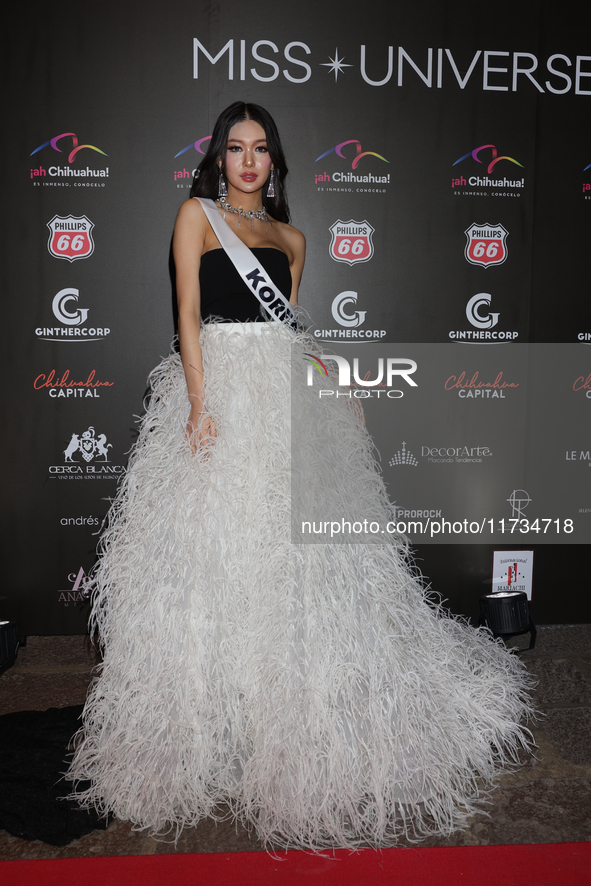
[{"xmin": 1, "ymin": 626, "xmax": 590, "ymax": 860}]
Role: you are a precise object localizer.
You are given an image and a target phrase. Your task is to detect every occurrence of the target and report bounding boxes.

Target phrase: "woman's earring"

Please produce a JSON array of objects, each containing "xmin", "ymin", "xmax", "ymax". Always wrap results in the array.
[
  {"xmin": 218, "ymin": 171, "xmax": 228, "ymax": 197},
  {"xmin": 267, "ymin": 169, "xmax": 276, "ymax": 198}
]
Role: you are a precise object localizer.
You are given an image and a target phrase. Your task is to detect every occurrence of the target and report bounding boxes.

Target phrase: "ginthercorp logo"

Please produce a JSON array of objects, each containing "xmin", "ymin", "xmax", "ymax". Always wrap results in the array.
[
  {"xmin": 49, "ymin": 426, "xmax": 125, "ymax": 481},
  {"xmin": 315, "ymin": 139, "xmax": 390, "ymax": 192},
  {"xmin": 467, "ymin": 293, "xmax": 499, "ymax": 329},
  {"xmin": 332, "ymin": 291, "xmax": 366, "ymax": 327},
  {"xmin": 304, "ymin": 353, "xmax": 417, "ymax": 399},
  {"xmin": 464, "ymin": 223, "xmax": 508, "ymax": 267},
  {"xmin": 35, "ymin": 288, "xmax": 110, "ymax": 341},
  {"xmin": 452, "ymin": 145, "xmax": 524, "ymax": 195},
  {"xmin": 47, "ymin": 215, "xmax": 94, "ymax": 261},
  {"xmin": 449, "ymin": 294, "xmax": 518, "ymax": 341},
  {"xmin": 314, "ymin": 291, "xmax": 387, "ymax": 340},
  {"xmin": 329, "ymin": 220, "xmax": 374, "ymax": 265},
  {"xmin": 30, "ymin": 132, "xmax": 109, "ymax": 186},
  {"xmin": 173, "ymin": 135, "xmax": 211, "ymax": 185}
]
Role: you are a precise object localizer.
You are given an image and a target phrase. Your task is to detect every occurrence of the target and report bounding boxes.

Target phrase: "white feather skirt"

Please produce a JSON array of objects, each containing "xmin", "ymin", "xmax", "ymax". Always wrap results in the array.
[{"xmin": 67, "ymin": 321, "xmax": 533, "ymax": 848}]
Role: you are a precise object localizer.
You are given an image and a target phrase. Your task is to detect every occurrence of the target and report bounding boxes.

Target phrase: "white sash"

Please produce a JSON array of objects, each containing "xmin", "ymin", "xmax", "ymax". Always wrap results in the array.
[{"xmin": 195, "ymin": 197, "xmax": 296, "ymax": 325}]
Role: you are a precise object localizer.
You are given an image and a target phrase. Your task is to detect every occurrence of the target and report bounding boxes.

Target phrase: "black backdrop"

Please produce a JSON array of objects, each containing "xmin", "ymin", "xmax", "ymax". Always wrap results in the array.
[{"xmin": 3, "ymin": 0, "xmax": 590, "ymax": 634}]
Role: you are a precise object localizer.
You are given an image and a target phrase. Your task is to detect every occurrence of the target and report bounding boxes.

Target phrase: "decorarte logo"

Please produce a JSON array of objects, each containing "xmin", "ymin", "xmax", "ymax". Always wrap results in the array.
[
  {"xmin": 47, "ymin": 215, "xmax": 94, "ymax": 261},
  {"xmin": 49, "ymin": 425, "xmax": 125, "ymax": 481},
  {"xmin": 329, "ymin": 220, "xmax": 374, "ymax": 265},
  {"xmin": 35, "ymin": 287, "xmax": 110, "ymax": 342},
  {"xmin": 449, "ymin": 293, "xmax": 518, "ymax": 341},
  {"xmin": 464, "ymin": 223, "xmax": 508, "ymax": 267},
  {"xmin": 389, "ymin": 441, "xmax": 418, "ymax": 467},
  {"xmin": 30, "ymin": 132, "xmax": 109, "ymax": 187},
  {"xmin": 451, "ymin": 145, "xmax": 524, "ymax": 197},
  {"xmin": 389, "ymin": 438, "xmax": 492, "ymax": 466},
  {"xmin": 315, "ymin": 139, "xmax": 390, "ymax": 193},
  {"xmin": 173, "ymin": 135, "xmax": 211, "ymax": 186}
]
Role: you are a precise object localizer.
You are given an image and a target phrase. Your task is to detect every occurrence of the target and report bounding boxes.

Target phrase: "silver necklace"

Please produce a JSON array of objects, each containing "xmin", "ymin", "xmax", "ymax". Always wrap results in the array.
[{"xmin": 217, "ymin": 197, "xmax": 269, "ymax": 231}]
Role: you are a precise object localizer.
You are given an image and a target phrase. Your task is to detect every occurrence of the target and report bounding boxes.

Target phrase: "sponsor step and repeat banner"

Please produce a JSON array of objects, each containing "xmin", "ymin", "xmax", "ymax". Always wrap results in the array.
[{"xmin": 4, "ymin": 1, "xmax": 591, "ymax": 633}]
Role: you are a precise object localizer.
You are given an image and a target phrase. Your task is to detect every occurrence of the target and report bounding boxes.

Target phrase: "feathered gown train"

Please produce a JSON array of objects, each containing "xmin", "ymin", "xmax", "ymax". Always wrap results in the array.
[{"xmin": 67, "ymin": 317, "xmax": 533, "ymax": 848}]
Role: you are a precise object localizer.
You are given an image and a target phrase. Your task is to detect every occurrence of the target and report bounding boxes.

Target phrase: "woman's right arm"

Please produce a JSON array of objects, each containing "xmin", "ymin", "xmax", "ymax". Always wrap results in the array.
[{"xmin": 172, "ymin": 199, "xmax": 216, "ymax": 453}]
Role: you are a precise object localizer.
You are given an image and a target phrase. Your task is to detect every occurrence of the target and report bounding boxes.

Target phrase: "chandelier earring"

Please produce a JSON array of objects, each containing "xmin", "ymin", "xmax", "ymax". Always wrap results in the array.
[
  {"xmin": 218, "ymin": 170, "xmax": 228, "ymax": 198},
  {"xmin": 267, "ymin": 169, "xmax": 276, "ymax": 198}
]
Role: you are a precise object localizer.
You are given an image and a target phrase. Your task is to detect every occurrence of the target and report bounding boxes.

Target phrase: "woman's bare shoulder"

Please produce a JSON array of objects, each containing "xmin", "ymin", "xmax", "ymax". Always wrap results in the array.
[
  {"xmin": 175, "ymin": 197, "xmax": 208, "ymax": 226},
  {"xmin": 275, "ymin": 220, "xmax": 306, "ymax": 261}
]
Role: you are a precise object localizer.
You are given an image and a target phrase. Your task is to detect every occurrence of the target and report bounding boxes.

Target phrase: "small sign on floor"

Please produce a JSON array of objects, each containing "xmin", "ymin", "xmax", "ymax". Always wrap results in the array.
[{"xmin": 491, "ymin": 550, "xmax": 534, "ymax": 600}]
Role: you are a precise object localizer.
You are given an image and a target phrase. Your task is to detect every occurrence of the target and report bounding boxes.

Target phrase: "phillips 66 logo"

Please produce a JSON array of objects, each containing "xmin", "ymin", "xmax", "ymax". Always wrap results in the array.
[
  {"xmin": 464, "ymin": 223, "xmax": 508, "ymax": 268},
  {"xmin": 47, "ymin": 215, "xmax": 95, "ymax": 262},
  {"xmin": 329, "ymin": 220, "xmax": 374, "ymax": 266}
]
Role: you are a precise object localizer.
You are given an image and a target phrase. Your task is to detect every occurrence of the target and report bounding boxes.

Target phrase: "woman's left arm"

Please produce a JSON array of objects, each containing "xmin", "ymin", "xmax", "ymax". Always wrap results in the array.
[{"xmin": 287, "ymin": 228, "xmax": 306, "ymax": 305}]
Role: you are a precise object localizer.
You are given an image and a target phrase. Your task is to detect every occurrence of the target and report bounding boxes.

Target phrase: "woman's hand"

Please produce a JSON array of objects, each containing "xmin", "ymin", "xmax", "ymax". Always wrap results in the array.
[{"xmin": 186, "ymin": 404, "xmax": 217, "ymax": 455}]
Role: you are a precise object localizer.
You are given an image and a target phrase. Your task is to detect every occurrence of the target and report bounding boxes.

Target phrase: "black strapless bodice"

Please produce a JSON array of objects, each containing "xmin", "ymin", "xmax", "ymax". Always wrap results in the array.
[{"xmin": 199, "ymin": 248, "xmax": 292, "ymax": 323}]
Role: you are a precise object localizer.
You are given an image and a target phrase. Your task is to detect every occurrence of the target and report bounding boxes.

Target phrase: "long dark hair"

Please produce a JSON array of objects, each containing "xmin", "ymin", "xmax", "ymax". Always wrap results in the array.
[{"xmin": 189, "ymin": 102, "xmax": 290, "ymax": 224}]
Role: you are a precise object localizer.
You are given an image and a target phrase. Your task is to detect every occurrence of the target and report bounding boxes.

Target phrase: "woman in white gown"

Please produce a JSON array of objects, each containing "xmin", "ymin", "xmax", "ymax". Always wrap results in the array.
[{"xmin": 67, "ymin": 102, "xmax": 533, "ymax": 848}]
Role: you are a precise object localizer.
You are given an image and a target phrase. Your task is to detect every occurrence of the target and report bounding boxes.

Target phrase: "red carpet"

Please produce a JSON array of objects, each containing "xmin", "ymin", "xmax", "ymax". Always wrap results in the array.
[{"xmin": 2, "ymin": 843, "xmax": 589, "ymax": 886}]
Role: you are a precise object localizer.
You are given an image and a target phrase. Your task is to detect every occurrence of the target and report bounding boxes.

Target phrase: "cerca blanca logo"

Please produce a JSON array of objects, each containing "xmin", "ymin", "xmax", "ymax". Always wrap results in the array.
[
  {"xmin": 35, "ymin": 287, "xmax": 110, "ymax": 342},
  {"xmin": 49, "ymin": 426, "xmax": 125, "ymax": 480}
]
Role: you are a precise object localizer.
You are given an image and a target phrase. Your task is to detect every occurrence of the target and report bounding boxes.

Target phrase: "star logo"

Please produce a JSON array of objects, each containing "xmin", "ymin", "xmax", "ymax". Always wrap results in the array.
[{"xmin": 321, "ymin": 49, "xmax": 352, "ymax": 82}]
